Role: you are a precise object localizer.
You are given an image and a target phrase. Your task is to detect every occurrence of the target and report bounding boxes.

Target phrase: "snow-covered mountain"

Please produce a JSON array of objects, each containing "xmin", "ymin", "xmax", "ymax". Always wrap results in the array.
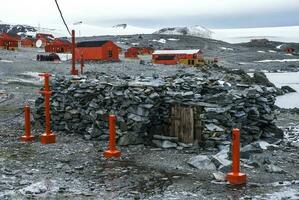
[
  {"xmin": 0, "ymin": 23, "xmax": 37, "ymax": 37},
  {"xmin": 65, "ymin": 23, "xmax": 154, "ymax": 37},
  {"xmin": 154, "ymin": 26, "xmax": 212, "ymax": 39}
]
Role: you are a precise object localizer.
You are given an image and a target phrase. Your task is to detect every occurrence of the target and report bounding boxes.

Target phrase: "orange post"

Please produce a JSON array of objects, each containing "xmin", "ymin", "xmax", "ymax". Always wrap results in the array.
[
  {"xmin": 20, "ymin": 104, "xmax": 35, "ymax": 142},
  {"xmin": 71, "ymin": 30, "xmax": 78, "ymax": 76},
  {"xmin": 80, "ymin": 54, "xmax": 84, "ymax": 75},
  {"xmin": 39, "ymin": 73, "xmax": 56, "ymax": 144},
  {"xmin": 226, "ymin": 128, "xmax": 247, "ymax": 185},
  {"xmin": 103, "ymin": 115, "xmax": 121, "ymax": 158}
]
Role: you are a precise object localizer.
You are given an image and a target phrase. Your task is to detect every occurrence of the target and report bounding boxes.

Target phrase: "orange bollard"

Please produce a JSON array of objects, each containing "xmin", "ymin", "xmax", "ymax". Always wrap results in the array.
[
  {"xmin": 20, "ymin": 104, "xmax": 35, "ymax": 142},
  {"xmin": 226, "ymin": 128, "xmax": 247, "ymax": 185},
  {"xmin": 103, "ymin": 115, "xmax": 121, "ymax": 158},
  {"xmin": 80, "ymin": 54, "xmax": 84, "ymax": 75},
  {"xmin": 39, "ymin": 73, "xmax": 56, "ymax": 144}
]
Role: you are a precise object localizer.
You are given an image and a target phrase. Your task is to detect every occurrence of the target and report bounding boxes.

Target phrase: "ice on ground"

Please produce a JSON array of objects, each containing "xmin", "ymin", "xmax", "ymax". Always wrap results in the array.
[
  {"xmin": 239, "ymin": 62, "xmax": 250, "ymax": 65},
  {"xmin": 0, "ymin": 60, "xmax": 13, "ymax": 63},
  {"xmin": 152, "ymin": 39, "xmax": 166, "ymax": 44},
  {"xmin": 56, "ymin": 53, "xmax": 72, "ymax": 61},
  {"xmin": 257, "ymin": 50, "xmax": 266, "ymax": 53},
  {"xmin": 268, "ymin": 50, "xmax": 277, "ymax": 53},
  {"xmin": 266, "ymin": 72, "xmax": 299, "ymax": 108},
  {"xmin": 158, "ymin": 39, "xmax": 166, "ymax": 44},
  {"xmin": 220, "ymin": 47, "xmax": 233, "ymax": 51},
  {"xmin": 21, "ymin": 72, "xmax": 42, "ymax": 79},
  {"xmin": 167, "ymin": 38, "xmax": 179, "ymax": 41},
  {"xmin": 255, "ymin": 59, "xmax": 299, "ymax": 63},
  {"xmin": 276, "ymin": 44, "xmax": 283, "ymax": 49}
]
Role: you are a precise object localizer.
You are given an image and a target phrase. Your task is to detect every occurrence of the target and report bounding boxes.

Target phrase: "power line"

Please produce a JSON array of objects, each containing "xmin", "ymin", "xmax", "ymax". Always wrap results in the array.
[{"xmin": 54, "ymin": 0, "xmax": 72, "ymax": 36}]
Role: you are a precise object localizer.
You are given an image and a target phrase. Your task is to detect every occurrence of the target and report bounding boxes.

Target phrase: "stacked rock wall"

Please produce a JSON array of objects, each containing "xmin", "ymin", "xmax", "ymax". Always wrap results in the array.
[{"xmin": 35, "ymin": 72, "xmax": 282, "ymax": 147}]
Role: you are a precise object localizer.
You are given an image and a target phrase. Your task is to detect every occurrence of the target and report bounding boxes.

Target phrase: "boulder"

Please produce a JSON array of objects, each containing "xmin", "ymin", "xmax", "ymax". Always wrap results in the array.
[
  {"xmin": 265, "ymin": 164, "xmax": 286, "ymax": 174},
  {"xmin": 118, "ymin": 133, "xmax": 144, "ymax": 146},
  {"xmin": 281, "ymin": 85, "xmax": 296, "ymax": 93},
  {"xmin": 187, "ymin": 155, "xmax": 216, "ymax": 170},
  {"xmin": 252, "ymin": 72, "xmax": 275, "ymax": 87},
  {"xmin": 211, "ymin": 149, "xmax": 231, "ymax": 168}
]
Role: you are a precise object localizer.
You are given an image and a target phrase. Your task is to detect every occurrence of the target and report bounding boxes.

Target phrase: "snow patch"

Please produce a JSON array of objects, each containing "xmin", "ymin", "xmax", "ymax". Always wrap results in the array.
[
  {"xmin": 257, "ymin": 50, "xmax": 266, "ymax": 53},
  {"xmin": 158, "ymin": 39, "xmax": 166, "ymax": 44},
  {"xmin": 56, "ymin": 53, "xmax": 72, "ymax": 61},
  {"xmin": 268, "ymin": 50, "xmax": 277, "ymax": 53},
  {"xmin": 255, "ymin": 59, "xmax": 299, "ymax": 63},
  {"xmin": 167, "ymin": 38, "xmax": 180, "ymax": 41},
  {"xmin": 220, "ymin": 47, "xmax": 233, "ymax": 51},
  {"xmin": 276, "ymin": 44, "xmax": 283, "ymax": 49},
  {"xmin": 0, "ymin": 60, "xmax": 13, "ymax": 63}
]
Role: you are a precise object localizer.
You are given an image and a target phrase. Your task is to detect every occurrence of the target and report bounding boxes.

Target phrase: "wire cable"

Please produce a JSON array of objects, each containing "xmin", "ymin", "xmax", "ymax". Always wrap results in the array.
[{"xmin": 54, "ymin": 0, "xmax": 72, "ymax": 36}]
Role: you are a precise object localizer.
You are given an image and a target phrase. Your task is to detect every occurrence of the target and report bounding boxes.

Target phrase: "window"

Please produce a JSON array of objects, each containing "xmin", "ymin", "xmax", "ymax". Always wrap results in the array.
[{"xmin": 108, "ymin": 50, "xmax": 113, "ymax": 58}]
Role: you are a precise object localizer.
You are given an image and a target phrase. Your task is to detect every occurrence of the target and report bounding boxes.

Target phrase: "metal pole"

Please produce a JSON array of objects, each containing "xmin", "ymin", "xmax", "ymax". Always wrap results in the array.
[{"xmin": 71, "ymin": 30, "xmax": 77, "ymax": 75}]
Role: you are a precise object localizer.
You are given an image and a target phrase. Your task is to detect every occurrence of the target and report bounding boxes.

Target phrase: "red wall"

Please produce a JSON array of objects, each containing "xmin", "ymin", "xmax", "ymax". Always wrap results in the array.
[
  {"xmin": 21, "ymin": 38, "xmax": 35, "ymax": 47},
  {"xmin": 45, "ymin": 39, "xmax": 71, "ymax": 53},
  {"xmin": 75, "ymin": 41, "xmax": 119, "ymax": 61},
  {"xmin": 0, "ymin": 34, "xmax": 18, "ymax": 49}
]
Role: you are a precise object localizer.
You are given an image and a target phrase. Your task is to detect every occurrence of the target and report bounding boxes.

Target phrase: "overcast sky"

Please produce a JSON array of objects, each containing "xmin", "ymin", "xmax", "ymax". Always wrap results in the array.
[{"xmin": 1, "ymin": 0, "xmax": 299, "ymax": 29}]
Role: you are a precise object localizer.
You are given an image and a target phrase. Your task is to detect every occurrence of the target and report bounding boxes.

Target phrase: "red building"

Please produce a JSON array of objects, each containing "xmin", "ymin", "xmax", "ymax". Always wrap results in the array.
[
  {"xmin": 21, "ymin": 37, "xmax": 36, "ymax": 47},
  {"xmin": 284, "ymin": 47, "xmax": 295, "ymax": 54},
  {"xmin": 152, "ymin": 49, "xmax": 202, "ymax": 65},
  {"xmin": 0, "ymin": 33, "xmax": 18, "ymax": 50},
  {"xmin": 36, "ymin": 33, "xmax": 54, "ymax": 47},
  {"xmin": 125, "ymin": 47, "xmax": 154, "ymax": 58},
  {"xmin": 139, "ymin": 47, "xmax": 154, "ymax": 55},
  {"xmin": 75, "ymin": 40, "xmax": 119, "ymax": 61},
  {"xmin": 125, "ymin": 47, "xmax": 139, "ymax": 59},
  {"xmin": 45, "ymin": 38, "xmax": 72, "ymax": 53}
]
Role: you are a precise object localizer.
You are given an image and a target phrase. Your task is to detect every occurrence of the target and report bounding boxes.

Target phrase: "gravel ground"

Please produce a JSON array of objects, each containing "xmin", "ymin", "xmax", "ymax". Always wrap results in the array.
[{"xmin": 0, "ymin": 39, "xmax": 299, "ymax": 199}]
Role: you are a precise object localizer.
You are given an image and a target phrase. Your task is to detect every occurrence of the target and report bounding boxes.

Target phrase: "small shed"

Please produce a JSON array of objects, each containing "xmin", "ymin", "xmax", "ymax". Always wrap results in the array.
[
  {"xmin": 152, "ymin": 49, "xmax": 202, "ymax": 65},
  {"xmin": 21, "ymin": 37, "xmax": 36, "ymax": 47},
  {"xmin": 75, "ymin": 40, "xmax": 119, "ymax": 61},
  {"xmin": 45, "ymin": 38, "xmax": 71, "ymax": 53},
  {"xmin": 284, "ymin": 47, "xmax": 295, "ymax": 54},
  {"xmin": 139, "ymin": 47, "xmax": 154, "ymax": 55},
  {"xmin": 0, "ymin": 33, "xmax": 18, "ymax": 50}
]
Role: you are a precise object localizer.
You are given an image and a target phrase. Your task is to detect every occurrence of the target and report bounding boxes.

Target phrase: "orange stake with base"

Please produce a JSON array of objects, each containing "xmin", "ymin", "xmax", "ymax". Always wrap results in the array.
[
  {"xmin": 20, "ymin": 104, "xmax": 35, "ymax": 142},
  {"xmin": 226, "ymin": 128, "xmax": 247, "ymax": 185},
  {"xmin": 103, "ymin": 115, "xmax": 121, "ymax": 158},
  {"xmin": 39, "ymin": 73, "xmax": 56, "ymax": 144}
]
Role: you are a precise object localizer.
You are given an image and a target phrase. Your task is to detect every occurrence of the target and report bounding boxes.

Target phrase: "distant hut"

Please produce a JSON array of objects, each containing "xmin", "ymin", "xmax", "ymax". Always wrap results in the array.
[
  {"xmin": 0, "ymin": 33, "xmax": 19, "ymax": 50},
  {"xmin": 284, "ymin": 47, "xmax": 295, "ymax": 54},
  {"xmin": 139, "ymin": 47, "xmax": 154, "ymax": 55},
  {"xmin": 36, "ymin": 33, "xmax": 55, "ymax": 47},
  {"xmin": 21, "ymin": 37, "xmax": 36, "ymax": 48},
  {"xmin": 125, "ymin": 47, "xmax": 139, "ymax": 59},
  {"xmin": 152, "ymin": 49, "xmax": 203, "ymax": 65},
  {"xmin": 45, "ymin": 38, "xmax": 72, "ymax": 53},
  {"xmin": 75, "ymin": 40, "xmax": 120, "ymax": 61}
]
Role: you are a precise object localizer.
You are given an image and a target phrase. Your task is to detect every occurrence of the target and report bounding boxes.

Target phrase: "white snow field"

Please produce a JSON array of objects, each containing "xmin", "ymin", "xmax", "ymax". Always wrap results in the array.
[{"xmin": 211, "ymin": 26, "xmax": 299, "ymax": 43}]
